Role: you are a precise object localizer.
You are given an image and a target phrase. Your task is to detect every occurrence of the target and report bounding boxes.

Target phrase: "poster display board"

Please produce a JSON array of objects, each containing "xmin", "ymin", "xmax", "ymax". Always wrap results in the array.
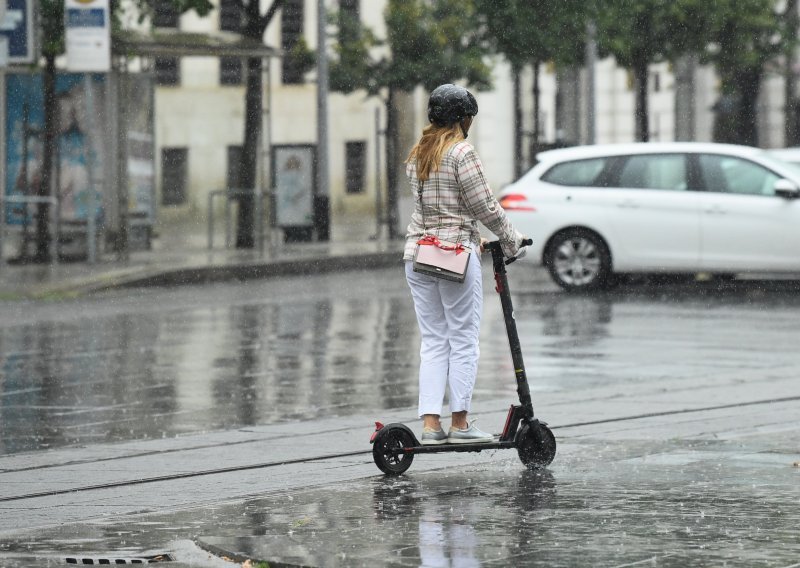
[
  {"xmin": 272, "ymin": 144, "xmax": 315, "ymax": 228},
  {"xmin": 123, "ymin": 74, "xmax": 155, "ymax": 250},
  {"xmin": 3, "ymin": 73, "xmax": 105, "ymax": 225},
  {"xmin": 125, "ymin": 74, "xmax": 155, "ymax": 222}
]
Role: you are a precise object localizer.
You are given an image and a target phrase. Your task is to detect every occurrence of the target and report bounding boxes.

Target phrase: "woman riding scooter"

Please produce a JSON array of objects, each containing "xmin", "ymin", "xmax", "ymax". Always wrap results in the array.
[{"xmin": 403, "ymin": 83, "xmax": 527, "ymax": 445}]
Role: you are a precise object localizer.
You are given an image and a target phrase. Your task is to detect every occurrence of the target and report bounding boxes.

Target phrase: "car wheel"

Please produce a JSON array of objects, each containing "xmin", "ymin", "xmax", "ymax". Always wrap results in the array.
[{"xmin": 545, "ymin": 229, "xmax": 612, "ymax": 292}]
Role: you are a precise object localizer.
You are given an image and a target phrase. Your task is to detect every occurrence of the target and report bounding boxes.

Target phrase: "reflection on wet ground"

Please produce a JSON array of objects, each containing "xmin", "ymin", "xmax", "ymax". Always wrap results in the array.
[{"xmin": 1, "ymin": 268, "xmax": 800, "ymax": 455}]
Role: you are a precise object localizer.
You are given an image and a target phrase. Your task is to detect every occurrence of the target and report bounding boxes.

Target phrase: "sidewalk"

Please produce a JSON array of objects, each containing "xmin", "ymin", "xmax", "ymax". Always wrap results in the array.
[{"xmin": 0, "ymin": 214, "xmax": 403, "ymax": 300}]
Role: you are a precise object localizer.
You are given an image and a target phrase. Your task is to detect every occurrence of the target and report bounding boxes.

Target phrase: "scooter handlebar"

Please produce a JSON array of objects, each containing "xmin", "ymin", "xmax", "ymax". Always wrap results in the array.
[
  {"xmin": 484, "ymin": 237, "xmax": 532, "ymax": 252},
  {"xmin": 485, "ymin": 238, "xmax": 532, "ymax": 265},
  {"xmin": 507, "ymin": 238, "xmax": 532, "ymax": 265}
]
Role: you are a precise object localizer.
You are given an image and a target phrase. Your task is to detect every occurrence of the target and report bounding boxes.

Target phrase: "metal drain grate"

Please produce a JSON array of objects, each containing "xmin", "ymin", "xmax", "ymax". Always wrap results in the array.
[{"xmin": 64, "ymin": 553, "xmax": 174, "ymax": 564}]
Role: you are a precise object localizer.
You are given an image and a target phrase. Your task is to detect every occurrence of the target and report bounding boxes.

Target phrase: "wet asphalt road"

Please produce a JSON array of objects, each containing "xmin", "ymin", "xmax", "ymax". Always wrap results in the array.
[
  {"xmin": 1, "ymin": 265, "xmax": 799, "ymax": 566},
  {"xmin": 1, "ymin": 264, "xmax": 799, "ymax": 456}
]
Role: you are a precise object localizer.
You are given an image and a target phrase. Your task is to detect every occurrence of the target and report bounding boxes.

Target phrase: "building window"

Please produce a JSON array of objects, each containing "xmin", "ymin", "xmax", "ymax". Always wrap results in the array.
[
  {"xmin": 219, "ymin": 0, "xmax": 241, "ymax": 32},
  {"xmin": 152, "ymin": 0, "xmax": 180, "ymax": 85},
  {"xmin": 281, "ymin": 0, "xmax": 304, "ymax": 84},
  {"xmin": 162, "ymin": 148, "xmax": 188, "ymax": 206},
  {"xmin": 345, "ymin": 141, "xmax": 366, "ymax": 194},
  {"xmin": 220, "ymin": 57, "xmax": 243, "ymax": 85},
  {"xmin": 227, "ymin": 145, "xmax": 243, "ymax": 189},
  {"xmin": 652, "ymin": 71, "xmax": 661, "ymax": 93},
  {"xmin": 153, "ymin": 0, "xmax": 178, "ymax": 28},
  {"xmin": 155, "ymin": 57, "xmax": 180, "ymax": 86},
  {"xmin": 218, "ymin": 0, "xmax": 243, "ymax": 85}
]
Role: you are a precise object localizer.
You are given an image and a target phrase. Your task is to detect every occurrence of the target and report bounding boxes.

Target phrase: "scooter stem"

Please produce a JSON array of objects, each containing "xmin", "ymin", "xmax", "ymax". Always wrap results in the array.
[{"xmin": 488, "ymin": 242, "xmax": 535, "ymax": 420}]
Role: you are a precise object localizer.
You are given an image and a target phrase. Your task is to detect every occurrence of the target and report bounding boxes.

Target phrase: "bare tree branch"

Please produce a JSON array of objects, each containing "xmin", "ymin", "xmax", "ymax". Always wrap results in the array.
[{"xmin": 259, "ymin": 0, "xmax": 284, "ymax": 35}]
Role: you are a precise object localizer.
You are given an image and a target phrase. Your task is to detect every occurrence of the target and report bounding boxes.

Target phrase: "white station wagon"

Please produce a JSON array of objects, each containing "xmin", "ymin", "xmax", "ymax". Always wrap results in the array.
[{"xmin": 497, "ymin": 142, "xmax": 800, "ymax": 291}]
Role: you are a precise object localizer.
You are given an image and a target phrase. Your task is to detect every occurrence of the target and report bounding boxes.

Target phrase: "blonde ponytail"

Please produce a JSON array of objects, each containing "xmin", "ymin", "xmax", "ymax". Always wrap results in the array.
[{"xmin": 406, "ymin": 122, "xmax": 464, "ymax": 182}]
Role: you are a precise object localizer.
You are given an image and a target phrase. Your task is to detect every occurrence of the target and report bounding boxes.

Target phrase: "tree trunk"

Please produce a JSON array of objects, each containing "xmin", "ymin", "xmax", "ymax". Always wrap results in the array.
[
  {"xmin": 235, "ymin": 0, "xmax": 283, "ymax": 248},
  {"xmin": 385, "ymin": 88, "xmax": 400, "ymax": 239},
  {"xmin": 235, "ymin": 56, "xmax": 263, "ymax": 249},
  {"xmin": 785, "ymin": 0, "xmax": 800, "ymax": 145},
  {"xmin": 513, "ymin": 68, "xmax": 522, "ymax": 180},
  {"xmin": 35, "ymin": 55, "xmax": 58, "ymax": 262},
  {"xmin": 714, "ymin": 69, "xmax": 762, "ymax": 146},
  {"xmin": 634, "ymin": 58, "xmax": 649, "ymax": 142},
  {"xmin": 736, "ymin": 69, "xmax": 762, "ymax": 147},
  {"xmin": 529, "ymin": 60, "xmax": 541, "ymax": 168},
  {"xmin": 533, "ymin": 61, "xmax": 541, "ymax": 142}
]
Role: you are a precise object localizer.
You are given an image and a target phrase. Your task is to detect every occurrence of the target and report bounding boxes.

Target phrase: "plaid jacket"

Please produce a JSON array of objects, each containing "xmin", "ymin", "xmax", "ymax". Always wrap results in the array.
[{"xmin": 403, "ymin": 141, "xmax": 523, "ymax": 261}]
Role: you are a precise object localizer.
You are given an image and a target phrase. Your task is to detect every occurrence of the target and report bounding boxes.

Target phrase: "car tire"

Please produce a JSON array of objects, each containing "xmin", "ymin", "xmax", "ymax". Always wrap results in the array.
[{"xmin": 545, "ymin": 229, "xmax": 612, "ymax": 292}]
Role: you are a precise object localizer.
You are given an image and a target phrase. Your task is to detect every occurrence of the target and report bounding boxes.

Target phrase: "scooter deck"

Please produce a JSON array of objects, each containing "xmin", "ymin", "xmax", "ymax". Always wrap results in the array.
[{"xmin": 405, "ymin": 438, "xmax": 516, "ymax": 454}]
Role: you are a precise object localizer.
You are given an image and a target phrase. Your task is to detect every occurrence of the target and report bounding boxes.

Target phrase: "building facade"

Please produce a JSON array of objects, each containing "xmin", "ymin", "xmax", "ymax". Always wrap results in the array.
[{"xmin": 150, "ymin": 0, "xmax": 792, "ymax": 241}]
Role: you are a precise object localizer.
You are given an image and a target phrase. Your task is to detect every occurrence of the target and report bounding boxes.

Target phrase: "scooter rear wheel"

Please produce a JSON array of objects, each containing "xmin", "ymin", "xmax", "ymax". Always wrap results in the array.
[
  {"xmin": 372, "ymin": 425, "xmax": 415, "ymax": 475},
  {"xmin": 516, "ymin": 421, "xmax": 556, "ymax": 470}
]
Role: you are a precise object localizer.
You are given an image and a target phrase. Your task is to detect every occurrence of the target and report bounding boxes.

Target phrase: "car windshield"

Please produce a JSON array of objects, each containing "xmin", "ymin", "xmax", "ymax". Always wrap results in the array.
[{"xmin": 758, "ymin": 151, "xmax": 800, "ymax": 178}]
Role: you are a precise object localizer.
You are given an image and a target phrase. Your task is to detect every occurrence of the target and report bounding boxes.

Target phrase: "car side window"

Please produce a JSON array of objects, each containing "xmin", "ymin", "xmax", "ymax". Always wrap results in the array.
[
  {"xmin": 541, "ymin": 157, "xmax": 608, "ymax": 187},
  {"xmin": 616, "ymin": 154, "xmax": 688, "ymax": 191},
  {"xmin": 699, "ymin": 154, "xmax": 779, "ymax": 196}
]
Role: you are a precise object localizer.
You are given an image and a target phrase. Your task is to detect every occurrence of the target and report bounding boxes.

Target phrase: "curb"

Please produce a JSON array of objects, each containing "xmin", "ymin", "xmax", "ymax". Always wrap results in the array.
[
  {"xmin": 194, "ymin": 537, "xmax": 311, "ymax": 568},
  {"xmin": 11, "ymin": 251, "xmax": 403, "ymax": 299},
  {"xmin": 96, "ymin": 251, "xmax": 402, "ymax": 291}
]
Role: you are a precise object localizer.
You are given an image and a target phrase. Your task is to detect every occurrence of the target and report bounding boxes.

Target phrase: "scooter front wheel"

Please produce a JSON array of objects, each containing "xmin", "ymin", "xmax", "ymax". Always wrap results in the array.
[
  {"xmin": 516, "ymin": 421, "xmax": 556, "ymax": 470},
  {"xmin": 372, "ymin": 425, "xmax": 415, "ymax": 475}
]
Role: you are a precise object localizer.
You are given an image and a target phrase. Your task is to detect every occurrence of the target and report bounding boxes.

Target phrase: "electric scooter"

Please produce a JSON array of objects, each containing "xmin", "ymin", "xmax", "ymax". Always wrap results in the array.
[{"xmin": 370, "ymin": 239, "xmax": 556, "ymax": 475}]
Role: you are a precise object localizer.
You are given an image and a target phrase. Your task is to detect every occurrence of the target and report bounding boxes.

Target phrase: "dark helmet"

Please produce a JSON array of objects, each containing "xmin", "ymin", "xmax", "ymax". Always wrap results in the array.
[{"xmin": 427, "ymin": 84, "xmax": 478, "ymax": 127}]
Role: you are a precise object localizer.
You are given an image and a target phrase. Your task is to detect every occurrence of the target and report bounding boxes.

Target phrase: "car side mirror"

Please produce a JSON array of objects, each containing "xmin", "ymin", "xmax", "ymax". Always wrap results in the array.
[{"xmin": 773, "ymin": 178, "xmax": 800, "ymax": 199}]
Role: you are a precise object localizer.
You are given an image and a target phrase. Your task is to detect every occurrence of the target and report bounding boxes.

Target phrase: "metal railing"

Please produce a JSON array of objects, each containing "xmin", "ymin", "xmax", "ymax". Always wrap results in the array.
[
  {"xmin": 0, "ymin": 195, "xmax": 60, "ymax": 266},
  {"xmin": 207, "ymin": 188, "xmax": 270, "ymax": 255}
]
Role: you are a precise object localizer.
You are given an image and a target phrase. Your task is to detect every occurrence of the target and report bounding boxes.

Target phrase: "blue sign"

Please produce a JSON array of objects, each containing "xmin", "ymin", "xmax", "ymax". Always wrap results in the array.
[
  {"xmin": 0, "ymin": 0, "xmax": 35, "ymax": 63},
  {"xmin": 66, "ymin": 8, "xmax": 106, "ymax": 28}
]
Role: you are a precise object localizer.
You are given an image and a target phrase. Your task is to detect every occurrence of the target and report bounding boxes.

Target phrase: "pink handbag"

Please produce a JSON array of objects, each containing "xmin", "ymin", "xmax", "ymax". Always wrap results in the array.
[
  {"xmin": 413, "ymin": 235, "xmax": 471, "ymax": 282},
  {"xmin": 412, "ymin": 178, "xmax": 471, "ymax": 282}
]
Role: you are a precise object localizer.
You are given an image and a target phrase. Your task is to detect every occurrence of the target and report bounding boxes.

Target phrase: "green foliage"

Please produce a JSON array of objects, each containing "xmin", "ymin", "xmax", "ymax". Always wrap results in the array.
[
  {"xmin": 40, "ymin": 0, "xmax": 66, "ymax": 57},
  {"xmin": 130, "ymin": 0, "xmax": 213, "ymax": 24},
  {"xmin": 594, "ymin": 0, "xmax": 680, "ymax": 68},
  {"xmin": 285, "ymin": 36, "xmax": 317, "ymax": 81},
  {"xmin": 329, "ymin": 9, "xmax": 376, "ymax": 93},
  {"xmin": 701, "ymin": 0, "xmax": 788, "ymax": 80},
  {"xmin": 475, "ymin": 0, "xmax": 587, "ymax": 69},
  {"xmin": 697, "ymin": 0, "xmax": 791, "ymax": 144},
  {"xmin": 329, "ymin": 0, "xmax": 492, "ymax": 96},
  {"xmin": 593, "ymin": 0, "xmax": 794, "ymax": 79}
]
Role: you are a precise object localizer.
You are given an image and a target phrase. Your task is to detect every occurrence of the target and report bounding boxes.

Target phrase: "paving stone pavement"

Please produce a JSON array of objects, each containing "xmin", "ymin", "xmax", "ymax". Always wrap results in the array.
[{"xmin": 1, "ymin": 369, "xmax": 798, "ymax": 567}]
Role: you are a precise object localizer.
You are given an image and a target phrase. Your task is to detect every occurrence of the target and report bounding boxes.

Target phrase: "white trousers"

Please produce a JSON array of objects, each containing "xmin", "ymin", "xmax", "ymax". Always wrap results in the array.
[{"xmin": 405, "ymin": 252, "xmax": 483, "ymax": 417}]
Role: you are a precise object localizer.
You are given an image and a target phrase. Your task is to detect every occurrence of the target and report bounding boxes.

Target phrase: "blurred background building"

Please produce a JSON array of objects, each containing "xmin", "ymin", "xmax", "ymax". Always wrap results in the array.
[{"xmin": 1, "ymin": 0, "xmax": 798, "ymax": 257}]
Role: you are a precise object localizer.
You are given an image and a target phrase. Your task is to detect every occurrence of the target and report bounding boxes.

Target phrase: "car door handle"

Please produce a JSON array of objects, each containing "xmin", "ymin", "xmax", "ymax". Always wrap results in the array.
[
  {"xmin": 704, "ymin": 205, "xmax": 726, "ymax": 215},
  {"xmin": 617, "ymin": 199, "xmax": 640, "ymax": 209}
]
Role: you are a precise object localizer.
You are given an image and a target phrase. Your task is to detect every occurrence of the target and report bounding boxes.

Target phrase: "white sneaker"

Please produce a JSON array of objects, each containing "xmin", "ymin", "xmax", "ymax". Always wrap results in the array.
[
  {"xmin": 448, "ymin": 420, "xmax": 493, "ymax": 444},
  {"xmin": 420, "ymin": 427, "xmax": 448, "ymax": 445}
]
